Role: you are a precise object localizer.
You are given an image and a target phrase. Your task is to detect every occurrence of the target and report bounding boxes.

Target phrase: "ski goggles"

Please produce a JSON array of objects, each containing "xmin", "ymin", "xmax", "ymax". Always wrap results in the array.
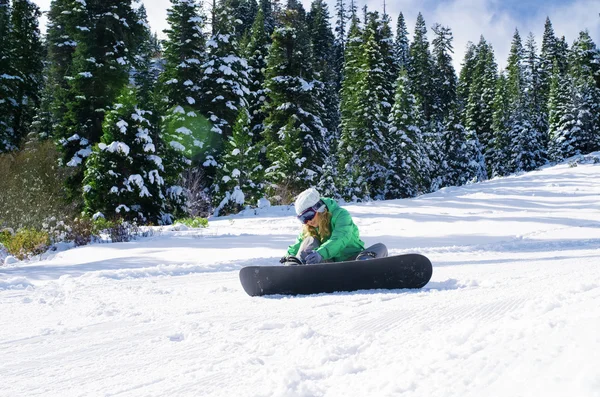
[{"xmin": 297, "ymin": 200, "xmax": 326, "ymax": 224}]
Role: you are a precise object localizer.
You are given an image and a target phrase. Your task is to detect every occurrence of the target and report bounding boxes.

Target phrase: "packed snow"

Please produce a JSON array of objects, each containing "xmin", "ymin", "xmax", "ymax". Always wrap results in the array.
[{"xmin": 2, "ymin": 156, "xmax": 600, "ymax": 396}]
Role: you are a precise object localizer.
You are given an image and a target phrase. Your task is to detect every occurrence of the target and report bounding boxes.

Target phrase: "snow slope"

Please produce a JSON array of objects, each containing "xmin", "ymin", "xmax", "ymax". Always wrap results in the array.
[{"xmin": 2, "ymin": 157, "xmax": 600, "ymax": 397}]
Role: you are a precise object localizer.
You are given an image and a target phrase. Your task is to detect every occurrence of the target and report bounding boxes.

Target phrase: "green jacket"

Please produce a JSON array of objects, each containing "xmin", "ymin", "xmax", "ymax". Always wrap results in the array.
[{"xmin": 287, "ymin": 198, "xmax": 365, "ymax": 262}]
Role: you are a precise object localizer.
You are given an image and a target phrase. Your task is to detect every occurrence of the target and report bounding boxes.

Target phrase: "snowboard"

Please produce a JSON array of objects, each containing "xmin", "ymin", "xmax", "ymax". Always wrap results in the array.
[{"xmin": 239, "ymin": 253, "xmax": 432, "ymax": 297}]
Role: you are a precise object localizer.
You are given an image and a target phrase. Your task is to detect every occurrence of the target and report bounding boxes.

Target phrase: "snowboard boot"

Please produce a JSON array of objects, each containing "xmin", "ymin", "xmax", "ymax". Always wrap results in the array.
[
  {"xmin": 356, "ymin": 251, "xmax": 377, "ymax": 261},
  {"xmin": 284, "ymin": 256, "xmax": 304, "ymax": 266}
]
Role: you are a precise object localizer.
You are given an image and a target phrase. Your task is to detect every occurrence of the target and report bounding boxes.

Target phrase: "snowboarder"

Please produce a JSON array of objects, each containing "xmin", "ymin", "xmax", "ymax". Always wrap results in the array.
[{"xmin": 281, "ymin": 188, "xmax": 388, "ymax": 265}]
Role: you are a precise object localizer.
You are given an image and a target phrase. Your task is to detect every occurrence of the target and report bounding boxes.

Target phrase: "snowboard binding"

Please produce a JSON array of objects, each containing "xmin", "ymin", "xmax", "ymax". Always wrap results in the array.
[{"xmin": 284, "ymin": 256, "xmax": 304, "ymax": 266}]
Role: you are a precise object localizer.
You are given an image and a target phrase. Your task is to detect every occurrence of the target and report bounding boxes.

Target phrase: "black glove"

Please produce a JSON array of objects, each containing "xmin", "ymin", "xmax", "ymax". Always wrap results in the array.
[{"xmin": 279, "ymin": 255, "xmax": 289, "ymax": 264}]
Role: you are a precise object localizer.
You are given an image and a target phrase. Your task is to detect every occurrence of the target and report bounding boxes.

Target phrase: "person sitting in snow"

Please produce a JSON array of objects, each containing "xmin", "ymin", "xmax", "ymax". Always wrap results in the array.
[{"xmin": 281, "ymin": 187, "xmax": 388, "ymax": 265}]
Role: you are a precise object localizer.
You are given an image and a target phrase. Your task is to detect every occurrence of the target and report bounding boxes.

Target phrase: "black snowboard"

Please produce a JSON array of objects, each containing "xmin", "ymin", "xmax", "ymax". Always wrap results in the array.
[{"xmin": 239, "ymin": 253, "xmax": 432, "ymax": 297}]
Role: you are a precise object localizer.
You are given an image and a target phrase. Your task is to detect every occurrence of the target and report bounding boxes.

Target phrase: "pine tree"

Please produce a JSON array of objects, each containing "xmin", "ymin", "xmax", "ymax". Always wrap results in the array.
[
  {"xmin": 202, "ymin": 0, "xmax": 251, "ymax": 199},
  {"xmin": 523, "ymin": 32, "xmax": 547, "ymax": 161},
  {"xmin": 379, "ymin": 11, "xmax": 397, "ymax": 117},
  {"xmin": 504, "ymin": 30, "xmax": 545, "ymax": 173},
  {"xmin": 408, "ymin": 12, "xmax": 434, "ymax": 121},
  {"xmin": 83, "ymin": 88, "xmax": 171, "ymax": 224},
  {"xmin": 43, "ymin": 0, "xmax": 81, "ymax": 142},
  {"xmin": 333, "ymin": 0, "xmax": 347, "ymax": 85},
  {"xmin": 308, "ymin": 0, "xmax": 338, "ymax": 135},
  {"xmin": 245, "ymin": 7, "xmax": 271, "ymax": 150},
  {"xmin": 457, "ymin": 42, "xmax": 477, "ymax": 114},
  {"xmin": 6, "ymin": 0, "xmax": 43, "ymax": 149},
  {"xmin": 159, "ymin": 0, "xmax": 209, "ymax": 210},
  {"xmin": 394, "ymin": 12, "xmax": 409, "ymax": 71},
  {"xmin": 132, "ymin": 5, "xmax": 160, "ymax": 108},
  {"xmin": 261, "ymin": 3, "xmax": 327, "ymax": 200},
  {"xmin": 565, "ymin": 30, "xmax": 600, "ymax": 154},
  {"xmin": 56, "ymin": 0, "xmax": 143, "ymax": 197},
  {"xmin": 337, "ymin": 13, "xmax": 363, "ymax": 199},
  {"xmin": 214, "ymin": 108, "xmax": 263, "ymax": 215},
  {"xmin": 539, "ymin": 17, "xmax": 559, "ymax": 135},
  {"xmin": 491, "ymin": 72, "xmax": 511, "ymax": 176},
  {"xmin": 345, "ymin": 11, "xmax": 390, "ymax": 199},
  {"xmin": 0, "ymin": 0, "xmax": 14, "ymax": 152},
  {"xmin": 464, "ymin": 36, "xmax": 497, "ymax": 175},
  {"xmin": 547, "ymin": 64, "xmax": 575, "ymax": 161},
  {"xmin": 387, "ymin": 70, "xmax": 424, "ymax": 198},
  {"xmin": 431, "ymin": 23, "xmax": 457, "ymax": 125},
  {"xmin": 441, "ymin": 106, "xmax": 487, "ymax": 186}
]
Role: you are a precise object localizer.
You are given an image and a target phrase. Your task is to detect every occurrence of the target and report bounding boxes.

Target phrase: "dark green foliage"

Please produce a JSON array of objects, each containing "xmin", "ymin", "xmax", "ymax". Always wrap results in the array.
[
  {"xmin": 245, "ymin": 6, "xmax": 270, "ymax": 147},
  {"xmin": 214, "ymin": 108, "xmax": 264, "ymax": 215},
  {"xmin": 0, "ymin": 0, "xmax": 13, "ymax": 152},
  {"xmin": 83, "ymin": 88, "xmax": 171, "ymax": 224},
  {"xmin": 7, "ymin": 0, "xmax": 43, "ymax": 149},
  {"xmin": 261, "ymin": 5, "xmax": 326, "ymax": 197},
  {"xmin": 395, "ymin": 12, "xmax": 409, "ymax": 71},
  {"xmin": 464, "ymin": 37, "xmax": 497, "ymax": 174},
  {"xmin": 202, "ymin": 0, "xmax": 250, "ymax": 196},
  {"xmin": 387, "ymin": 70, "xmax": 424, "ymax": 198},
  {"xmin": 55, "ymin": 0, "xmax": 143, "ymax": 198},
  {"xmin": 408, "ymin": 13, "xmax": 434, "ymax": 121}
]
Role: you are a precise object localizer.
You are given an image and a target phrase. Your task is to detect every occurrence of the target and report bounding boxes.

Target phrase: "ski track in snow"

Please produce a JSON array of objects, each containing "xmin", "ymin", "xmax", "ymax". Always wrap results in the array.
[{"xmin": 2, "ymin": 160, "xmax": 600, "ymax": 396}]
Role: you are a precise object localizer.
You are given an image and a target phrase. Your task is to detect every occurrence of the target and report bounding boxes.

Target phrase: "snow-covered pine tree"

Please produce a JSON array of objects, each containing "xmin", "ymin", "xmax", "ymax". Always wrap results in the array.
[
  {"xmin": 345, "ymin": 11, "xmax": 390, "ymax": 199},
  {"xmin": 491, "ymin": 72, "xmax": 512, "ymax": 176},
  {"xmin": 259, "ymin": 0, "xmax": 276, "ymax": 35},
  {"xmin": 228, "ymin": 0, "xmax": 258, "ymax": 41},
  {"xmin": 308, "ymin": 0, "xmax": 339, "ymax": 136},
  {"xmin": 132, "ymin": 5, "xmax": 160, "ymax": 108},
  {"xmin": 378, "ymin": 11, "xmax": 397, "ymax": 116},
  {"xmin": 245, "ymin": 6, "xmax": 270, "ymax": 152},
  {"xmin": 337, "ymin": 12, "xmax": 363, "ymax": 200},
  {"xmin": 504, "ymin": 29, "xmax": 545, "ymax": 173},
  {"xmin": 333, "ymin": 0, "xmax": 347, "ymax": 87},
  {"xmin": 394, "ymin": 12, "xmax": 409, "ymax": 72},
  {"xmin": 464, "ymin": 36, "xmax": 497, "ymax": 175},
  {"xmin": 408, "ymin": 12, "xmax": 434, "ymax": 122},
  {"xmin": 83, "ymin": 88, "xmax": 171, "ymax": 224},
  {"xmin": 202, "ymin": 0, "xmax": 251, "ymax": 201},
  {"xmin": 547, "ymin": 64, "xmax": 575, "ymax": 161},
  {"xmin": 56, "ymin": 0, "xmax": 142, "ymax": 197},
  {"xmin": 159, "ymin": 0, "xmax": 208, "ymax": 211},
  {"xmin": 43, "ymin": 0, "xmax": 80, "ymax": 141},
  {"xmin": 261, "ymin": 2, "xmax": 327, "ymax": 201},
  {"xmin": 523, "ymin": 32, "xmax": 548, "ymax": 164},
  {"xmin": 6, "ymin": 0, "xmax": 43, "ymax": 149},
  {"xmin": 539, "ymin": 17, "xmax": 559, "ymax": 134},
  {"xmin": 214, "ymin": 107, "xmax": 263, "ymax": 215},
  {"xmin": 308, "ymin": 0, "xmax": 340, "ymax": 198},
  {"xmin": 565, "ymin": 30, "xmax": 600, "ymax": 154},
  {"xmin": 387, "ymin": 70, "xmax": 424, "ymax": 198},
  {"xmin": 441, "ymin": 105, "xmax": 487, "ymax": 187},
  {"xmin": 0, "ymin": 0, "xmax": 14, "ymax": 152},
  {"xmin": 427, "ymin": 23, "xmax": 458, "ymax": 190},
  {"xmin": 457, "ymin": 42, "xmax": 477, "ymax": 115},
  {"xmin": 431, "ymin": 24, "xmax": 457, "ymax": 124}
]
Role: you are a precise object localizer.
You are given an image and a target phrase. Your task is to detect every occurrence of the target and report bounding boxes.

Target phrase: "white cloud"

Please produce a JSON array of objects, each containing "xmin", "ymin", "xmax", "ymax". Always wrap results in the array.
[{"xmin": 33, "ymin": 0, "xmax": 599, "ymax": 73}]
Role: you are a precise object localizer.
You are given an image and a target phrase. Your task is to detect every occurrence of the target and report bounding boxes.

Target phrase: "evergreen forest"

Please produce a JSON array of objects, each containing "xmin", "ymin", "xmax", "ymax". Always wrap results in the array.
[{"xmin": 1, "ymin": 0, "xmax": 599, "ymax": 227}]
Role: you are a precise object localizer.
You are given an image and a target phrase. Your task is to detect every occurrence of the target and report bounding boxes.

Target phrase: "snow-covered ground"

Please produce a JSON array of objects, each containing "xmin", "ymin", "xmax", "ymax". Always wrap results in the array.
[{"xmin": 2, "ymin": 157, "xmax": 600, "ymax": 397}]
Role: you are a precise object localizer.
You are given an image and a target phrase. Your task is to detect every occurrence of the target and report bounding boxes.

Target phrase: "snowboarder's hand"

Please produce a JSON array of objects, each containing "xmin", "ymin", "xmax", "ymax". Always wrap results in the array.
[
  {"xmin": 279, "ymin": 255, "xmax": 289, "ymax": 264},
  {"xmin": 304, "ymin": 251, "xmax": 323, "ymax": 264}
]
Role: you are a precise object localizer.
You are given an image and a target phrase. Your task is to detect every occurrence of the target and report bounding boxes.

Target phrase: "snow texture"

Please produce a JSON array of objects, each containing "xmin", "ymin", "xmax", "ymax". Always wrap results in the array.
[{"xmin": 2, "ymin": 157, "xmax": 600, "ymax": 396}]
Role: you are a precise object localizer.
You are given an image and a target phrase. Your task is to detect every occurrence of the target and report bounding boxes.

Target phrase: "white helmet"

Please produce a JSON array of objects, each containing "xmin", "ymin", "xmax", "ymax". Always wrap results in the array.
[{"xmin": 294, "ymin": 187, "xmax": 323, "ymax": 215}]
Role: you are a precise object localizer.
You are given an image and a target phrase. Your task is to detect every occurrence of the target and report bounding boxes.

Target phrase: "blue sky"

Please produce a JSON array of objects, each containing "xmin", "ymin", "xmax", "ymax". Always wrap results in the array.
[{"xmin": 33, "ymin": 0, "xmax": 599, "ymax": 71}]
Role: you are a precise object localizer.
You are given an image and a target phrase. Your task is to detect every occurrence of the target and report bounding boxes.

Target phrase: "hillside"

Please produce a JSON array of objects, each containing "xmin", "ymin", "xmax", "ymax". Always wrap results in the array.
[{"xmin": 2, "ymin": 155, "xmax": 600, "ymax": 396}]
